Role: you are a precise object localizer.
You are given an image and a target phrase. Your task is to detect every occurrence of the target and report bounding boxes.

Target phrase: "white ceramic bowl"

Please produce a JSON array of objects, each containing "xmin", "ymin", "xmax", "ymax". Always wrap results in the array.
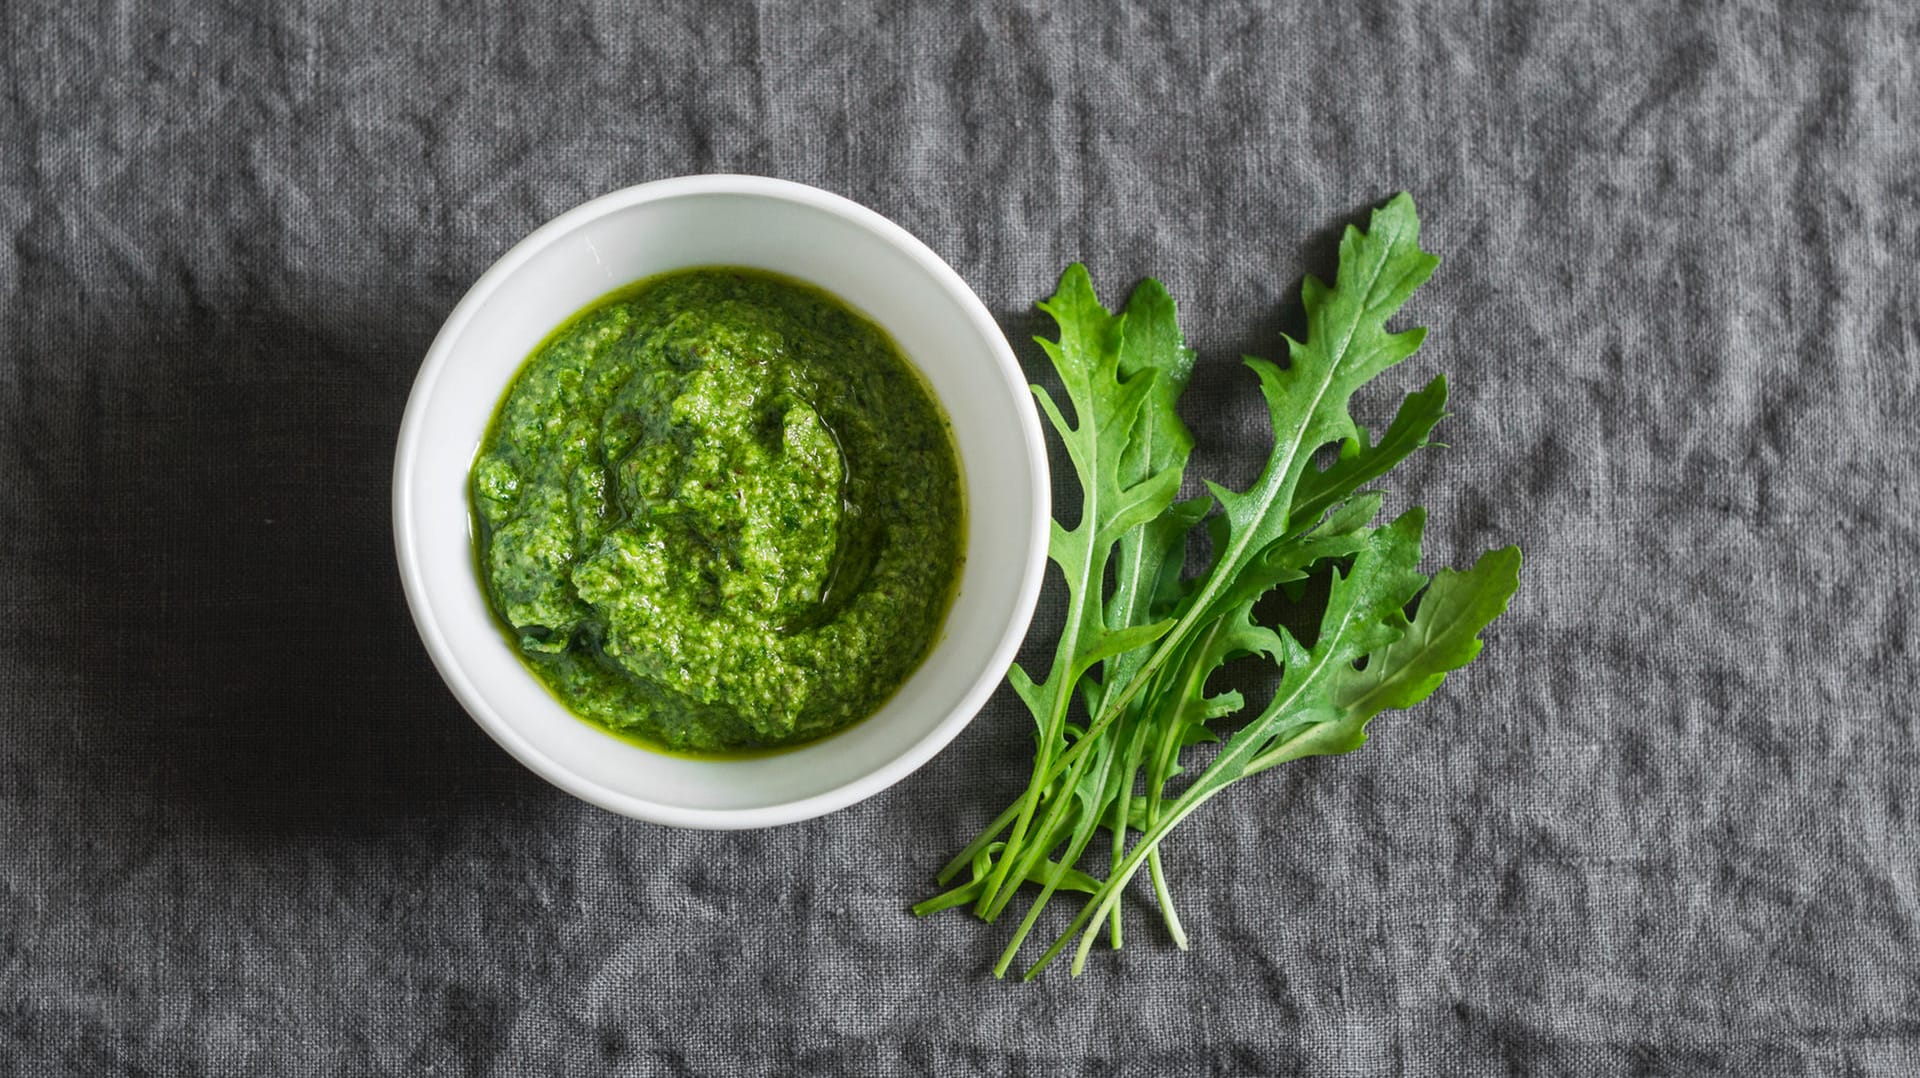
[{"xmin": 393, "ymin": 176, "xmax": 1048, "ymax": 829}]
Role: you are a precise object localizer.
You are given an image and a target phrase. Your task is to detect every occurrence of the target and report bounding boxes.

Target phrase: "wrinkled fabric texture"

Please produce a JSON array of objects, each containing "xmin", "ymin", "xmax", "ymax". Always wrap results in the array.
[{"xmin": 3, "ymin": 1, "xmax": 1918, "ymax": 1074}]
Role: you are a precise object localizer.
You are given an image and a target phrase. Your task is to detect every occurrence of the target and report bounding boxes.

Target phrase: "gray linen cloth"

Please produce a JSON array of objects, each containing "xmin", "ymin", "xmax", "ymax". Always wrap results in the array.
[{"xmin": 2, "ymin": 1, "xmax": 1916, "ymax": 1074}]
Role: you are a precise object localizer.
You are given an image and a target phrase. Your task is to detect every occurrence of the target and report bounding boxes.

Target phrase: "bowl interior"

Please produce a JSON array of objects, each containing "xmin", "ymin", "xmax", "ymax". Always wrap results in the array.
[{"xmin": 397, "ymin": 181, "xmax": 1043, "ymax": 826}]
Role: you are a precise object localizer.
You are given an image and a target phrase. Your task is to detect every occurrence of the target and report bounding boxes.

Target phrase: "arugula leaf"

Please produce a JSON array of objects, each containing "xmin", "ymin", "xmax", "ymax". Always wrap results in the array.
[
  {"xmin": 1129, "ymin": 595, "xmax": 1282, "ymax": 947},
  {"xmin": 994, "ymin": 194, "xmax": 1444, "ymax": 820},
  {"xmin": 1026, "ymin": 519, "xmax": 1522, "ymax": 978},
  {"xmin": 1287, "ymin": 374, "xmax": 1448, "ymax": 538},
  {"xmin": 977, "ymin": 280, "xmax": 1201, "ymax": 973},
  {"xmin": 920, "ymin": 193, "xmax": 1521, "ymax": 980},
  {"xmin": 974, "ymin": 267, "xmax": 1192, "ymax": 918},
  {"xmin": 1246, "ymin": 543, "xmax": 1524, "ymax": 772},
  {"xmin": 1101, "ymin": 279, "xmax": 1200, "ymax": 696},
  {"xmin": 1095, "ymin": 193, "xmax": 1441, "ymax": 728}
]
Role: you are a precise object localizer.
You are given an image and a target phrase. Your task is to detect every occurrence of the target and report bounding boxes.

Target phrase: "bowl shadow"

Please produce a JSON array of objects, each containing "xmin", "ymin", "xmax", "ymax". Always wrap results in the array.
[{"xmin": 9, "ymin": 293, "xmax": 546, "ymax": 842}]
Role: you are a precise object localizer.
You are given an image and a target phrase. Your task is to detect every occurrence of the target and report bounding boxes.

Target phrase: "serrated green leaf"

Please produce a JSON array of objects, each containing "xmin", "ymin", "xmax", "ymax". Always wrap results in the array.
[
  {"xmin": 1287, "ymin": 375, "xmax": 1448, "ymax": 538},
  {"xmin": 1217, "ymin": 195, "xmax": 1439, "ymax": 541},
  {"xmin": 1007, "ymin": 662, "xmax": 1046, "ymax": 727},
  {"xmin": 925, "ymin": 196, "xmax": 1524, "ymax": 982},
  {"xmin": 1074, "ymin": 619, "xmax": 1176, "ymax": 675},
  {"xmin": 1089, "ymin": 194, "xmax": 1442, "ymax": 741},
  {"xmin": 1026, "ymin": 510, "xmax": 1434, "ymax": 976},
  {"xmin": 1246, "ymin": 543, "xmax": 1524, "ymax": 770},
  {"xmin": 971, "ymin": 265, "xmax": 1195, "ymax": 923},
  {"xmin": 1101, "ymin": 280, "xmax": 1200, "ymax": 693},
  {"xmin": 1146, "ymin": 495, "xmax": 1212, "ymax": 617},
  {"xmin": 1309, "ymin": 491, "xmax": 1385, "ymax": 539}
]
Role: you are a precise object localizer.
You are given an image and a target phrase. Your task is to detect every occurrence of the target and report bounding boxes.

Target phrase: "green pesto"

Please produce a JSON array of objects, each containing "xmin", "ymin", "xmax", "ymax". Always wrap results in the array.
[{"xmin": 471, "ymin": 267, "xmax": 965, "ymax": 756}]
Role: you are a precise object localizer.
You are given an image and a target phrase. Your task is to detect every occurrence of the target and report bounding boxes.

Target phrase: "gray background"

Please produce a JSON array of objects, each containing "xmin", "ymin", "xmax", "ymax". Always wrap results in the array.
[{"xmin": 3, "ymin": 0, "xmax": 1917, "ymax": 1074}]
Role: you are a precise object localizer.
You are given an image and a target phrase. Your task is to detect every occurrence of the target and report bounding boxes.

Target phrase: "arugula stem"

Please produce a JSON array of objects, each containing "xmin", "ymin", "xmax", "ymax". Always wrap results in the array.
[
  {"xmin": 1024, "ymin": 779, "xmax": 1230, "ymax": 979},
  {"xmin": 1033, "ymin": 594, "xmax": 1372, "ymax": 977},
  {"xmin": 992, "ymin": 580, "xmax": 1242, "ymax": 835},
  {"xmin": 992, "ymin": 755, "xmax": 1131, "ymax": 975},
  {"xmin": 1242, "ymin": 732, "xmax": 1321, "ymax": 778},
  {"xmin": 1103, "ymin": 721, "xmax": 1146, "ymax": 949},
  {"xmin": 1147, "ymin": 850, "xmax": 1186, "ymax": 949},
  {"xmin": 983, "ymin": 720, "xmax": 1101, "ymax": 924},
  {"xmin": 1136, "ymin": 621, "xmax": 1217, "ymax": 942},
  {"xmin": 975, "ymin": 641, "xmax": 1081, "ymax": 916},
  {"xmin": 912, "ymin": 878, "xmax": 985, "ymax": 917},
  {"xmin": 935, "ymin": 800, "xmax": 1023, "ymax": 886},
  {"xmin": 991, "ymin": 831, "xmax": 1074, "ymax": 977}
]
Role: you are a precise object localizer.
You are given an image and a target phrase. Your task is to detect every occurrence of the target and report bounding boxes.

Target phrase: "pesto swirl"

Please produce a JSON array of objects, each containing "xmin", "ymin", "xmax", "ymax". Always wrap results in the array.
[{"xmin": 471, "ymin": 268, "xmax": 963, "ymax": 754}]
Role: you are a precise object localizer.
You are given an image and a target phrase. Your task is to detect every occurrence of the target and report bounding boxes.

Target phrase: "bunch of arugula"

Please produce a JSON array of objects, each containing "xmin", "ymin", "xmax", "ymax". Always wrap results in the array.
[{"xmin": 914, "ymin": 194, "xmax": 1522, "ymax": 978}]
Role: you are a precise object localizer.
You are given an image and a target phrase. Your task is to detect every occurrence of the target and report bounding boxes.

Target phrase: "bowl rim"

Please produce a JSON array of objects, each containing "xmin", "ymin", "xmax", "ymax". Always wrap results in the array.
[{"xmin": 391, "ymin": 174, "xmax": 1050, "ymax": 828}]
